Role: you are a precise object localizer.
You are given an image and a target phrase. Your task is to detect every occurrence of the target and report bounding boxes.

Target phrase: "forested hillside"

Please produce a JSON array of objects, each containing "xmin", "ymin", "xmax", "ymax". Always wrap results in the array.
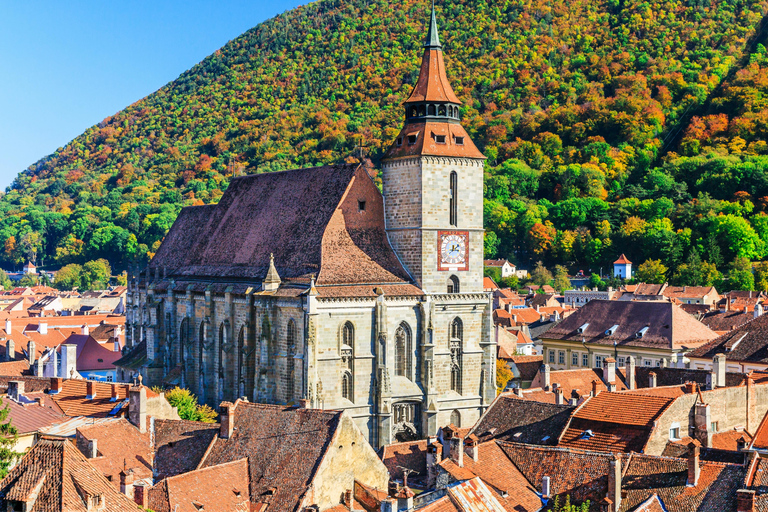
[{"xmin": 4, "ymin": 0, "xmax": 768, "ymax": 288}]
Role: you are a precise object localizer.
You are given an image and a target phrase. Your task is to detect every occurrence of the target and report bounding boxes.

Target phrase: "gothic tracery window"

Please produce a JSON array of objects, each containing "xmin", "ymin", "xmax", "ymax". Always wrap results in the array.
[
  {"xmin": 395, "ymin": 322, "xmax": 412, "ymax": 379},
  {"xmin": 449, "ymin": 171, "xmax": 458, "ymax": 226},
  {"xmin": 450, "ymin": 317, "xmax": 463, "ymax": 394},
  {"xmin": 287, "ymin": 320, "xmax": 297, "ymax": 401},
  {"xmin": 341, "ymin": 322, "xmax": 354, "ymax": 401}
]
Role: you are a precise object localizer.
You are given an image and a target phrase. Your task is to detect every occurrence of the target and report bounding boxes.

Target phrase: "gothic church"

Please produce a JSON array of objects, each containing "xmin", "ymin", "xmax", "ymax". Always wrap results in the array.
[{"xmin": 120, "ymin": 5, "xmax": 495, "ymax": 447}]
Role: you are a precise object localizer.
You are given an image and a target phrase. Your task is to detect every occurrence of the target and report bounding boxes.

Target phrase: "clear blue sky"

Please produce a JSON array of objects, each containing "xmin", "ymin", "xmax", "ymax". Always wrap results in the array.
[{"xmin": 0, "ymin": 0, "xmax": 306, "ymax": 189}]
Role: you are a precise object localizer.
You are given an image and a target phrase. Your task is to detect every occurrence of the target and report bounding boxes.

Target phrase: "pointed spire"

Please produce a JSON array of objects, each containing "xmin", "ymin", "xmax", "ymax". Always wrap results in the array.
[
  {"xmin": 424, "ymin": 0, "xmax": 442, "ymax": 49},
  {"xmin": 263, "ymin": 253, "xmax": 281, "ymax": 292}
]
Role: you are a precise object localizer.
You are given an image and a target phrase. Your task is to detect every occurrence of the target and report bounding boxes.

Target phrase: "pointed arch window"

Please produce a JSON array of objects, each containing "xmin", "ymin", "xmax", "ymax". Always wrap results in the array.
[
  {"xmin": 447, "ymin": 275, "xmax": 460, "ymax": 294},
  {"xmin": 450, "ymin": 317, "xmax": 463, "ymax": 394},
  {"xmin": 450, "ymin": 409, "xmax": 461, "ymax": 427},
  {"xmin": 449, "ymin": 171, "xmax": 458, "ymax": 226},
  {"xmin": 341, "ymin": 321, "xmax": 354, "ymax": 402},
  {"xmin": 287, "ymin": 320, "xmax": 297, "ymax": 401},
  {"xmin": 395, "ymin": 323, "xmax": 412, "ymax": 379}
]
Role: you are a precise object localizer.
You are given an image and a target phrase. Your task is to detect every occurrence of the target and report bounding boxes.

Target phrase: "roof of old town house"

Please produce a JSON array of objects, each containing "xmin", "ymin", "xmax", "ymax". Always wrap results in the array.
[
  {"xmin": 59, "ymin": 334, "xmax": 122, "ymax": 371},
  {"xmin": 4, "ymin": 393, "xmax": 67, "ymax": 435},
  {"xmin": 147, "ymin": 164, "xmax": 413, "ymax": 289},
  {"xmin": 198, "ymin": 402, "xmax": 343, "ymax": 512},
  {"xmin": 76, "ymin": 418, "xmax": 152, "ymax": 487},
  {"xmin": 469, "ymin": 392, "xmax": 574, "ymax": 445},
  {"xmin": 148, "ymin": 458, "xmax": 250, "ymax": 512},
  {"xmin": 0, "ymin": 437, "xmax": 142, "ymax": 511},
  {"xmin": 507, "ymin": 355, "xmax": 542, "ymax": 380},
  {"xmin": 483, "ymin": 277, "xmax": 498, "ymax": 290},
  {"xmin": 48, "ymin": 380, "xmax": 133, "ymax": 417},
  {"xmin": 663, "ymin": 285, "xmax": 718, "ymax": 300},
  {"xmin": 484, "ymin": 259, "xmax": 510, "ymax": 268},
  {"xmin": 380, "ymin": 440, "xmax": 428, "ymax": 484},
  {"xmin": 438, "ymin": 442, "xmax": 542, "ymax": 512},
  {"xmin": 529, "ymin": 367, "xmax": 629, "ymax": 397},
  {"xmin": 559, "ymin": 392, "xmax": 674, "ymax": 453},
  {"xmin": 699, "ymin": 310, "xmax": 755, "ymax": 333},
  {"xmin": 153, "ymin": 419, "xmax": 221, "ymax": 481},
  {"xmin": 543, "ymin": 300, "xmax": 718, "ymax": 349},
  {"xmin": 687, "ymin": 313, "xmax": 768, "ymax": 361},
  {"xmin": 614, "ymin": 254, "xmax": 632, "ymax": 264}
]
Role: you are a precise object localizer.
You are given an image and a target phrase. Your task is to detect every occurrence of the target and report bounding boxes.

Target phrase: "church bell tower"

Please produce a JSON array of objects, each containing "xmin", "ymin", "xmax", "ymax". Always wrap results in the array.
[{"xmin": 381, "ymin": 2, "xmax": 486, "ymax": 295}]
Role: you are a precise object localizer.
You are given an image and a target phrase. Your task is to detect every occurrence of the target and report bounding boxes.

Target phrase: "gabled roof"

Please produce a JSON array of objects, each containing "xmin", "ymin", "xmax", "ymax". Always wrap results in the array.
[
  {"xmin": 148, "ymin": 458, "xmax": 250, "ymax": 512},
  {"xmin": 469, "ymin": 392, "xmax": 574, "ymax": 445},
  {"xmin": 484, "ymin": 259, "xmax": 511, "ymax": 268},
  {"xmin": 687, "ymin": 313, "xmax": 768, "ymax": 362},
  {"xmin": 543, "ymin": 300, "xmax": 718, "ymax": 350},
  {"xmin": 149, "ymin": 164, "xmax": 411, "ymax": 287},
  {"xmin": 76, "ymin": 418, "xmax": 152, "ymax": 486},
  {"xmin": 199, "ymin": 402, "xmax": 343, "ymax": 512},
  {"xmin": 59, "ymin": 334, "xmax": 122, "ymax": 371},
  {"xmin": 0, "ymin": 437, "xmax": 141, "ymax": 511}
]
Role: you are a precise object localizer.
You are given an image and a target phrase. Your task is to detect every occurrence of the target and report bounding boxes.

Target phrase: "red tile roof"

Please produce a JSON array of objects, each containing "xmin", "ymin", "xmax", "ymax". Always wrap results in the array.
[
  {"xmin": 0, "ymin": 437, "xmax": 142, "ymax": 511},
  {"xmin": 483, "ymin": 277, "xmax": 498, "ymax": 291},
  {"xmin": 76, "ymin": 418, "xmax": 152, "ymax": 487},
  {"xmin": 384, "ymin": 122, "xmax": 485, "ymax": 160},
  {"xmin": 59, "ymin": 334, "xmax": 122, "ymax": 371},
  {"xmin": 750, "ymin": 407, "xmax": 768, "ymax": 450},
  {"xmin": 572, "ymin": 392, "xmax": 673, "ymax": 427},
  {"xmin": 153, "ymin": 419, "xmax": 220, "ymax": 481},
  {"xmin": 49, "ymin": 380, "xmax": 130, "ymax": 417},
  {"xmin": 614, "ymin": 254, "xmax": 632, "ymax": 264},
  {"xmin": 380, "ymin": 440, "xmax": 427, "ymax": 484},
  {"xmin": 148, "ymin": 458, "xmax": 250, "ymax": 512},
  {"xmin": 4, "ymin": 395, "xmax": 67, "ymax": 435}
]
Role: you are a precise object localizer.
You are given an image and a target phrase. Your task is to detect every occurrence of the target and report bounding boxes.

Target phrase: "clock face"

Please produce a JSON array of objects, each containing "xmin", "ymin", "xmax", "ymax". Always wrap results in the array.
[{"xmin": 438, "ymin": 231, "xmax": 469, "ymax": 271}]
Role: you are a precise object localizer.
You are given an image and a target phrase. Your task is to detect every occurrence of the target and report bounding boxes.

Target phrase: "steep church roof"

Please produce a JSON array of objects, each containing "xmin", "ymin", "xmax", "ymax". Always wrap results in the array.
[{"xmin": 149, "ymin": 163, "xmax": 412, "ymax": 287}]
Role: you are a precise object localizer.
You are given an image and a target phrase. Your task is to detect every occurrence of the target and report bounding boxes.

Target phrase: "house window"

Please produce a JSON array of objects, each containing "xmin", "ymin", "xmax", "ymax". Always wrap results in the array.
[
  {"xmin": 670, "ymin": 426, "xmax": 680, "ymax": 440},
  {"xmin": 106, "ymin": 375, "xmax": 113, "ymax": 382},
  {"xmin": 549, "ymin": 350, "xmax": 555, "ymax": 363},
  {"xmin": 395, "ymin": 323, "xmax": 412, "ymax": 379},
  {"xmin": 435, "ymin": 134, "xmax": 446, "ymax": 144},
  {"xmin": 408, "ymin": 134, "xmax": 418, "ymax": 145},
  {"xmin": 358, "ymin": 200, "xmax": 366, "ymax": 212},
  {"xmin": 396, "ymin": 137, "xmax": 403, "ymax": 147},
  {"xmin": 595, "ymin": 355, "xmax": 604, "ymax": 368},
  {"xmin": 572, "ymin": 352, "xmax": 579, "ymax": 366},
  {"xmin": 447, "ymin": 275, "xmax": 460, "ymax": 294},
  {"xmin": 454, "ymin": 136, "xmax": 464, "ymax": 145},
  {"xmin": 618, "ymin": 356, "xmax": 626, "ymax": 367},
  {"xmin": 558, "ymin": 351, "xmax": 565, "ymax": 365},
  {"xmin": 711, "ymin": 421, "xmax": 718, "ymax": 433},
  {"xmin": 449, "ymin": 171, "xmax": 458, "ymax": 226},
  {"xmin": 644, "ymin": 360, "xmax": 653, "ymax": 367},
  {"xmin": 582, "ymin": 353, "xmax": 589, "ymax": 367}
]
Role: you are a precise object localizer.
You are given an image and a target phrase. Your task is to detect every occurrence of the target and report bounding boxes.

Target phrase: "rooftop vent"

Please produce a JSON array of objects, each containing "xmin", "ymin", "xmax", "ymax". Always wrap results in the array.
[
  {"xmin": 636, "ymin": 326, "xmax": 649, "ymax": 338},
  {"xmin": 577, "ymin": 323, "xmax": 590, "ymax": 334},
  {"xmin": 605, "ymin": 324, "xmax": 619, "ymax": 336},
  {"xmin": 580, "ymin": 430, "xmax": 594, "ymax": 440}
]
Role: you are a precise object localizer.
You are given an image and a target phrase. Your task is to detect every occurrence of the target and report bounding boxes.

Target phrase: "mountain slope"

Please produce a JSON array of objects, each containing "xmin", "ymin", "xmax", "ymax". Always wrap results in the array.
[{"xmin": 3, "ymin": 0, "xmax": 768, "ymax": 280}]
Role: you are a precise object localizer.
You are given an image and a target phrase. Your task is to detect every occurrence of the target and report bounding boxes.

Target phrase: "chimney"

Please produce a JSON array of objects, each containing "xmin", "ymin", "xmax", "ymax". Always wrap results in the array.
[
  {"xmin": 713, "ymin": 354, "xmax": 726, "ymax": 388},
  {"xmin": 50, "ymin": 377, "xmax": 62, "ymax": 394},
  {"xmin": 541, "ymin": 364, "xmax": 551, "ymax": 390},
  {"xmin": 755, "ymin": 303, "xmax": 763, "ymax": 319},
  {"xmin": 133, "ymin": 484, "xmax": 147, "ymax": 507},
  {"xmin": 426, "ymin": 438, "xmax": 442, "ymax": 489},
  {"xmin": 737, "ymin": 436, "xmax": 747, "ymax": 451},
  {"xmin": 7, "ymin": 381, "xmax": 23, "ymax": 401},
  {"xmin": 128, "ymin": 385, "xmax": 147, "ymax": 433},
  {"xmin": 110, "ymin": 384, "xmax": 119, "ymax": 402},
  {"xmin": 120, "ymin": 469, "xmax": 134, "ymax": 499},
  {"xmin": 6, "ymin": 339, "xmax": 14, "ymax": 362},
  {"xmin": 649, "ymin": 371, "xmax": 657, "ymax": 388},
  {"xmin": 220, "ymin": 401, "xmax": 236, "ymax": 439},
  {"xmin": 685, "ymin": 382, "xmax": 696, "ymax": 394},
  {"xmin": 114, "ymin": 340, "xmax": 120, "ymax": 352},
  {"xmin": 27, "ymin": 341, "xmax": 34, "ymax": 365},
  {"xmin": 737, "ymin": 490, "xmax": 756, "ymax": 512},
  {"xmin": 450, "ymin": 435, "xmax": 464, "ymax": 468},
  {"xmin": 555, "ymin": 387, "xmax": 565, "ymax": 405},
  {"xmin": 86, "ymin": 380, "xmax": 96, "ymax": 400},
  {"xmin": 687, "ymin": 440, "xmax": 701, "ymax": 486},
  {"xmin": 606, "ymin": 454, "xmax": 621, "ymax": 512},
  {"xmin": 592, "ymin": 379, "xmax": 600, "ymax": 397},
  {"xmin": 627, "ymin": 356, "xmax": 636, "ymax": 390},
  {"xmin": 514, "ymin": 387, "xmax": 524, "ymax": 398},
  {"xmin": 380, "ymin": 498, "xmax": 396, "ymax": 512},
  {"xmin": 4, "ymin": 319, "xmax": 10, "ymax": 335},
  {"xmin": 603, "ymin": 357, "xmax": 616, "ymax": 389},
  {"xmin": 81, "ymin": 325, "xmax": 89, "ymax": 335},
  {"xmin": 60, "ymin": 344, "xmax": 77, "ymax": 380},
  {"xmin": 39, "ymin": 322, "xmax": 47, "ymax": 335},
  {"xmin": 542, "ymin": 476, "xmax": 551, "ymax": 499},
  {"xmin": 88, "ymin": 439, "xmax": 97, "ymax": 458},
  {"xmin": 464, "ymin": 435, "xmax": 479, "ymax": 462}
]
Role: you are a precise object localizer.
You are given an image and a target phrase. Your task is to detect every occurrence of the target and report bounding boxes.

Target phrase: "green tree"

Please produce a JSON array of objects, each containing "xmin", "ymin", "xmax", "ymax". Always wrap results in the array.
[
  {"xmin": 0, "ymin": 396, "xmax": 19, "ymax": 477},
  {"xmin": 672, "ymin": 249, "xmax": 702, "ymax": 286},
  {"xmin": 700, "ymin": 261, "xmax": 723, "ymax": 288},
  {"xmin": 502, "ymin": 275, "xmax": 519, "ymax": 289},
  {"xmin": 727, "ymin": 257, "xmax": 755, "ymax": 291},
  {"xmin": 549, "ymin": 494, "xmax": 590, "ymax": 512},
  {"xmin": 531, "ymin": 261, "xmax": 553, "ymax": 286},
  {"xmin": 18, "ymin": 274, "xmax": 39, "ymax": 287},
  {"xmin": 755, "ymin": 262, "xmax": 768, "ymax": 292},
  {"xmin": 164, "ymin": 387, "xmax": 218, "ymax": 423},
  {"xmin": 0, "ymin": 270, "xmax": 11, "ymax": 291},
  {"xmin": 54, "ymin": 264, "xmax": 83, "ymax": 291},
  {"xmin": 82, "ymin": 259, "xmax": 112, "ymax": 290},
  {"xmin": 553, "ymin": 265, "xmax": 571, "ymax": 292},
  {"xmin": 589, "ymin": 273, "xmax": 606, "ymax": 290},
  {"xmin": 636, "ymin": 259, "xmax": 668, "ymax": 284}
]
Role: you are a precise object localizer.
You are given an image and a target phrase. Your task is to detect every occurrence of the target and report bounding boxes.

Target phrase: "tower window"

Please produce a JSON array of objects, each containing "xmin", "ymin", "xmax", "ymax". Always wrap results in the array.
[
  {"xmin": 438, "ymin": 105, "xmax": 446, "ymax": 116},
  {"xmin": 435, "ymin": 134, "xmax": 446, "ymax": 144},
  {"xmin": 408, "ymin": 134, "xmax": 418, "ymax": 145},
  {"xmin": 411, "ymin": 107, "xmax": 418, "ymax": 117},
  {"xmin": 428, "ymin": 104, "xmax": 436, "ymax": 115},
  {"xmin": 450, "ymin": 317, "xmax": 463, "ymax": 394},
  {"xmin": 447, "ymin": 275, "xmax": 460, "ymax": 293},
  {"xmin": 358, "ymin": 200, "xmax": 366, "ymax": 212},
  {"xmin": 396, "ymin": 137, "xmax": 403, "ymax": 147},
  {"xmin": 395, "ymin": 322, "xmax": 412, "ymax": 379},
  {"xmin": 454, "ymin": 136, "xmax": 464, "ymax": 145},
  {"xmin": 449, "ymin": 171, "xmax": 458, "ymax": 226}
]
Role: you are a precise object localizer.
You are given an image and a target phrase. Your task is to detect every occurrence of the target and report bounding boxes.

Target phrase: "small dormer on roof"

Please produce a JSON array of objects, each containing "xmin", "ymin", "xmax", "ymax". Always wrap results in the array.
[{"xmin": 262, "ymin": 253, "xmax": 281, "ymax": 292}]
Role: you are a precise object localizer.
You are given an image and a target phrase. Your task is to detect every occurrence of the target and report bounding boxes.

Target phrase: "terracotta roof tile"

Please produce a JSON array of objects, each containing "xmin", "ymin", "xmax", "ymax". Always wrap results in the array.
[
  {"xmin": 153, "ymin": 419, "xmax": 220, "ymax": 481},
  {"xmin": 404, "ymin": 48, "xmax": 460, "ymax": 104},
  {"xmin": 384, "ymin": 122, "xmax": 484, "ymax": 160},
  {"xmin": 49, "ymin": 380, "xmax": 130, "ymax": 418},
  {"xmin": 76, "ymin": 418, "xmax": 152, "ymax": 487},
  {"xmin": 380, "ymin": 440, "xmax": 428, "ymax": 484},
  {"xmin": 470, "ymin": 393, "xmax": 573, "ymax": 445},
  {"xmin": 614, "ymin": 254, "xmax": 632, "ymax": 264},
  {"xmin": 4, "ymin": 395, "xmax": 67, "ymax": 435},
  {"xmin": 688, "ymin": 313, "xmax": 768, "ymax": 362}
]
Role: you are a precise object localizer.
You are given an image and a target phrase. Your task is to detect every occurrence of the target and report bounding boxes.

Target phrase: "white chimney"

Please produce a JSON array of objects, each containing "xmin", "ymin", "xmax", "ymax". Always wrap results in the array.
[
  {"xmin": 713, "ymin": 353, "xmax": 726, "ymax": 388},
  {"xmin": 39, "ymin": 322, "xmax": 47, "ymax": 335},
  {"xmin": 542, "ymin": 476, "xmax": 551, "ymax": 498},
  {"xmin": 755, "ymin": 303, "xmax": 764, "ymax": 319},
  {"xmin": 60, "ymin": 344, "xmax": 77, "ymax": 379},
  {"xmin": 4, "ymin": 319, "xmax": 11, "ymax": 334},
  {"xmin": 81, "ymin": 325, "xmax": 89, "ymax": 335}
]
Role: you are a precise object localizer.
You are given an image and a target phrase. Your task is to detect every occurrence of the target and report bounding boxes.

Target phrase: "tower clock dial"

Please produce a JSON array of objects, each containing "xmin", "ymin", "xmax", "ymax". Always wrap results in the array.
[{"xmin": 438, "ymin": 231, "xmax": 469, "ymax": 271}]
